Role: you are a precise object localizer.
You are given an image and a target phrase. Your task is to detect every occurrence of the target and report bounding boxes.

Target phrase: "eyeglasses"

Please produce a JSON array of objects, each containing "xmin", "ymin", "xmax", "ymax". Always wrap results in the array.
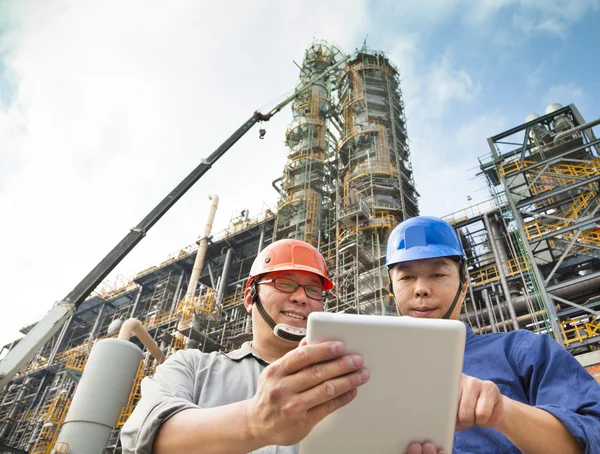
[{"xmin": 257, "ymin": 277, "xmax": 324, "ymax": 301}]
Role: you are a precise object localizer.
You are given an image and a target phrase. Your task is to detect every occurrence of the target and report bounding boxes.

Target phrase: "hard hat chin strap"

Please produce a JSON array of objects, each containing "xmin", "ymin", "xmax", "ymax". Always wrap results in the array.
[
  {"xmin": 252, "ymin": 282, "xmax": 305, "ymax": 343},
  {"xmin": 441, "ymin": 261, "xmax": 467, "ymax": 319}
]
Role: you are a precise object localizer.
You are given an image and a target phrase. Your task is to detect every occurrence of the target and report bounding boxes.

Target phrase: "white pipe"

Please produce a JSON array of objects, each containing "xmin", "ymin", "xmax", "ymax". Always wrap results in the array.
[
  {"xmin": 554, "ymin": 117, "xmax": 600, "ymax": 144},
  {"xmin": 185, "ymin": 195, "xmax": 219, "ymax": 298},
  {"xmin": 118, "ymin": 318, "xmax": 166, "ymax": 364}
]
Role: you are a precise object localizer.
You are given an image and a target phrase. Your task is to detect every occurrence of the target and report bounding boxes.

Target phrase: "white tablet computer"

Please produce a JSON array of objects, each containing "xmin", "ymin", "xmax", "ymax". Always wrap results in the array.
[{"xmin": 299, "ymin": 312, "xmax": 466, "ymax": 454}]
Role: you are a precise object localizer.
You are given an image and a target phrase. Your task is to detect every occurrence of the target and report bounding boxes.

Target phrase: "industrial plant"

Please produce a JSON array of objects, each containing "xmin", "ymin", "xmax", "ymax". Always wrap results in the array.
[{"xmin": 0, "ymin": 40, "xmax": 598, "ymax": 453}]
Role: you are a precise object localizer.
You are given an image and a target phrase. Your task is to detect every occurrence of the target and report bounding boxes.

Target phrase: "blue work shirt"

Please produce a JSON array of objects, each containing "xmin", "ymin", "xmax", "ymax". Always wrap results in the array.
[{"xmin": 455, "ymin": 324, "xmax": 600, "ymax": 453}]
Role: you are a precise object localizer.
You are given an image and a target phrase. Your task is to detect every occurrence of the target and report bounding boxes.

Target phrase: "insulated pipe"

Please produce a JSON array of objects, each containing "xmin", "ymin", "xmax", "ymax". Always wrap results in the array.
[
  {"xmin": 118, "ymin": 318, "xmax": 166, "ymax": 364},
  {"xmin": 483, "ymin": 213, "xmax": 519, "ymax": 329},
  {"xmin": 474, "ymin": 306, "xmax": 560, "ymax": 335},
  {"xmin": 554, "ymin": 117, "xmax": 600, "ymax": 144},
  {"xmin": 185, "ymin": 195, "xmax": 219, "ymax": 299},
  {"xmin": 461, "ymin": 275, "xmax": 600, "ymax": 322}
]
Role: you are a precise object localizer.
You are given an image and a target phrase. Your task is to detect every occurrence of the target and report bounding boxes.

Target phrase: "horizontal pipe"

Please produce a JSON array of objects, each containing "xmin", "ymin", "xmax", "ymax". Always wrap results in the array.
[
  {"xmin": 554, "ymin": 117, "xmax": 600, "ymax": 144},
  {"xmin": 473, "ymin": 306, "xmax": 560, "ymax": 335}
]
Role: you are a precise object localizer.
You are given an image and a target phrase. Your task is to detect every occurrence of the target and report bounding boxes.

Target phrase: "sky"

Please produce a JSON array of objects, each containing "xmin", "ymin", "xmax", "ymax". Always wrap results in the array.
[{"xmin": 1, "ymin": 0, "xmax": 599, "ymax": 349}]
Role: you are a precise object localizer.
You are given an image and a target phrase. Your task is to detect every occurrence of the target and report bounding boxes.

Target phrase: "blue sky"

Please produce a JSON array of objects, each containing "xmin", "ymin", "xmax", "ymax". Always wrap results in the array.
[{"xmin": 0, "ymin": 0, "xmax": 598, "ymax": 347}]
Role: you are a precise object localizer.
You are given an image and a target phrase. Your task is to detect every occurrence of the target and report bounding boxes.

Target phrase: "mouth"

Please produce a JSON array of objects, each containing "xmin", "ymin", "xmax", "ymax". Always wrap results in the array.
[
  {"xmin": 280, "ymin": 310, "xmax": 307, "ymax": 321},
  {"xmin": 410, "ymin": 307, "xmax": 437, "ymax": 318}
]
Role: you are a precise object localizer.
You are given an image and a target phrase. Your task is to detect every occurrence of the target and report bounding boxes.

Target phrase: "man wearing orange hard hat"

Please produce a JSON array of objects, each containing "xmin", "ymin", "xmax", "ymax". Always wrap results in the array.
[{"xmin": 121, "ymin": 239, "xmax": 369, "ymax": 454}]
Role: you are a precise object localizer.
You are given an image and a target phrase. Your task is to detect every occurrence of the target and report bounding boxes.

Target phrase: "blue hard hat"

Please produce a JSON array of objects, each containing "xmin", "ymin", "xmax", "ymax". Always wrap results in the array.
[{"xmin": 386, "ymin": 216, "xmax": 465, "ymax": 268}]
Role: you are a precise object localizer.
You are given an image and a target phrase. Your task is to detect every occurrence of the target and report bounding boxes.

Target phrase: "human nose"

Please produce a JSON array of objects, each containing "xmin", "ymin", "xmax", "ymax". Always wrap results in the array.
[
  {"xmin": 414, "ymin": 277, "xmax": 431, "ymax": 298},
  {"xmin": 289, "ymin": 284, "xmax": 308, "ymax": 305}
]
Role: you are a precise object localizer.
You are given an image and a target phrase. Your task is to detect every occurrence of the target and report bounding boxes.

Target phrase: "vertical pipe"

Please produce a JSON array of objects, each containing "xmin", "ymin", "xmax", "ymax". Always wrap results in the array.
[
  {"xmin": 468, "ymin": 284, "xmax": 482, "ymax": 332},
  {"xmin": 47, "ymin": 314, "xmax": 74, "ymax": 365},
  {"xmin": 88, "ymin": 302, "xmax": 107, "ymax": 340},
  {"xmin": 130, "ymin": 285, "xmax": 144, "ymax": 318},
  {"xmin": 481, "ymin": 288, "xmax": 498, "ymax": 333},
  {"xmin": 494, "ymin": 290, "xmax": 508, "ymax": 332},
  {"xmin": 186, "ymin": 195, "xmax": 219, "ymax": 298},
  {"xmin": 26, "ymin": 381, "xmax": 51, "ymax": 449},
  {"xmin": 482, "ymin": 212, "xmax": 520, "ymax": 330},
  {"xmin": 170, "ymin": 271, "xmax": 185, "ymax": 311},
  {"xmin": 257, "ymin": 224, "xmax": 266, "ymax": 254},
  {"xmin": 216, "ymin": 248, "xmax": 235, "ymax": 307},
  {"xmin": 207, "ymin": 262, "xmax": 216, "ymax": 289}
]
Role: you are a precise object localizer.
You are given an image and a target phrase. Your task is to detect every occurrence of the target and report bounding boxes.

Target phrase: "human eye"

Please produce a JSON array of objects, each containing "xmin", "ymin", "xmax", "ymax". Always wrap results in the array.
[
  {"xmin": 397, "ymin": 275, "xmax": 414, "ymax": 281},
  {"xmin": 306, "ymin": 286, "xmax": 323, "ymax": 299},
  {"xmin": 275, "ymin": 278, "xmax": 297, "ymax": 292}
]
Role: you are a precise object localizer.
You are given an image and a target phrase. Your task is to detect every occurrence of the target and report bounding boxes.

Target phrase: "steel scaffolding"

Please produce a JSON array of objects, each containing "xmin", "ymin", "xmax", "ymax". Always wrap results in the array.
[{"xmin": 449, "ymin": 103, "xmax": 600, "ymax": 351}]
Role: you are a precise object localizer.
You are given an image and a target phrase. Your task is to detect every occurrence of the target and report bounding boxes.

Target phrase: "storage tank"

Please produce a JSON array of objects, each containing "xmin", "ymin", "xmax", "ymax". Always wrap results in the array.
[
  {"xmin": 525, "ymin": 113, "xmax": 540, "ymax": 123},
  {"xmin": 55, "ymin": 339, "xmax": 142, "ymax": 453},
  {"xmin": 545, "ymin": 103, "xmax": 563, "ymax": 115},
  {"xmin": 545, "ymin": 103, "xmax": 573, "ymax": 133}
]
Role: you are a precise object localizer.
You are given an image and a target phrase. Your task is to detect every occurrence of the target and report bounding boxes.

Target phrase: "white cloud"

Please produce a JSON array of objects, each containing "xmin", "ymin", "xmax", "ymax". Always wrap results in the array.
[
  {"xmin": 512, "ymin": 0, "xmax": 600, "ymax": 38},
  {"xmin": 0, "ymin": 0, "xmax": 369, "ymax": 348},
  {"xmin": 380, "ymin": 0, "xmax": 599, "ymax": 39},
  {"xmin": 387, "ymin": 34, "xmax": 497, "ymax": 219},
  {"xmin": 411, "ymin": 112, "xmax": 509, "ymax": 217},
  {"xmin": 542, "ymin": 82, "xmax": 585, "ymax": 107},
  {"xmin": 427, "ymin": 57, "xmax": 480, "ymax": 114}
]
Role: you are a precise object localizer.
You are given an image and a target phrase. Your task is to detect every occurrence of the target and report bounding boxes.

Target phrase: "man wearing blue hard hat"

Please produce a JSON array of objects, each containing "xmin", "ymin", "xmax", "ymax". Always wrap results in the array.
[{"xmin": 386, "ymin": 216, "xmax": 600, "ymax": 454}]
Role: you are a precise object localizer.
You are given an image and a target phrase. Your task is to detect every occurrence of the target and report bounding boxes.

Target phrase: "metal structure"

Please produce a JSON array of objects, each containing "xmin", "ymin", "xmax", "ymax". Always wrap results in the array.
[{"xmin": 445, "ymin": 103, "xmax": 600, "ymax": 352}]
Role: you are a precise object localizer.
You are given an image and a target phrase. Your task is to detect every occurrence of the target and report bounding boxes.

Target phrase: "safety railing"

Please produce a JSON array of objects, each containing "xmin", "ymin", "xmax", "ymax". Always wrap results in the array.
[
  {"xmin": 442, "ymin": 198, "xmax": 498, "ymax": 225},
  {"xmin": 144, "ymin": 309, "xmax": 180, "ymax": 328},
  {"xmin": 524, "ymin": 192, "xmax": 596, "ymax": 240},
  {"xmin": 117, "ymin": 357, "xmax": 156, "ymax": 428},
  {"xmin": 64, "ymin": 343, "xmax": 92, "ymax": 374},
  {"xmin": 560, "ymin": 315, "xmax": 600, "ymax": 346},
  {"xmin": 31, "ymin": 395, "xmax": 71, "ymax": 454},
  {"xmin": 497, "ymin": 159, "xmax": 536, "ymax": 178},
  {"xmin": 177, "ymin": 288, "xmax": 220, "ymax": 322},
  {"xmin": 468, "ymin": 256, "xmax": 530, "ymax": 287}
]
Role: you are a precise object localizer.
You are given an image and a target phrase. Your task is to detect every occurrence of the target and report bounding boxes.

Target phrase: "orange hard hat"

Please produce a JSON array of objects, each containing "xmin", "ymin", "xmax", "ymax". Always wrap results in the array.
[{"xmin": 246, "ymin": 239, "xmax": 334, "ymax": 291}]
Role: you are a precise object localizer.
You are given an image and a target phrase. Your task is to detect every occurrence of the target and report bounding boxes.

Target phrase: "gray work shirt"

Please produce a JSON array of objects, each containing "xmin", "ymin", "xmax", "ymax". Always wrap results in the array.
[{"xmin": 120, "ymin": 342, "xmax": 298, "ymax": 454}]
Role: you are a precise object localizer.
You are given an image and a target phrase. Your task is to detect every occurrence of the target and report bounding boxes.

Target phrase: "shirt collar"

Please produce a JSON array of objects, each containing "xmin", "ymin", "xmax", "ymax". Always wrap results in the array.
[{"xmin": 222, "ymin": 342, "xmax": 269, "ymax": 365}]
